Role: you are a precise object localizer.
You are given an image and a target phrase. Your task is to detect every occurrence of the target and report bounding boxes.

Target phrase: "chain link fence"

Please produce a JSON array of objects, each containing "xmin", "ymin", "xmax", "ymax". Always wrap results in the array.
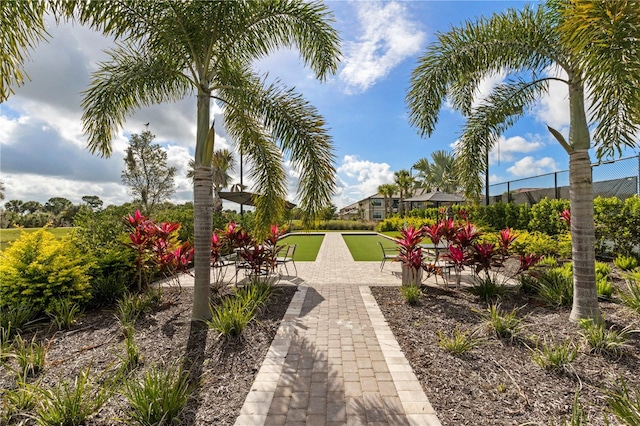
[{"xmin": 488, "ymin": 154, "xmax": 640, "ymax": 205}]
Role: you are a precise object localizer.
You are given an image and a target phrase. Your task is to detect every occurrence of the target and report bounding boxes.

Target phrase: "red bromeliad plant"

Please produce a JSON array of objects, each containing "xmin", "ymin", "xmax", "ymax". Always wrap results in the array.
[
  {"xmin": 124, "ymin": 210, "xmax": 192, "ymax": 290},
  {"xmin": 469, "ymin": 242, "xmax": 501, "ymax": 276},
  {"xmin": 518, "ymin": 253, "xmax": 543, "ymax": 273},
  {"xmin": 497, "ymin": 227, "xmax": 517, "ymax": 258},
  {"xmin": 559, "ymin": 209, "xmax": 571, "ymax": 228},
  {"xmin": 453, "ymin": 221, "xmax": 480, "ymax": 249},
  {"xmin": 439, "ymin": 217, "xmax": 458, "ymax": 244},
  {"xmin": 442, "ymin": 244, "xmax": 467, "ymax": 288},
  {"xmin": 396, "ymin": 225, "xmax": 426, "ymax": 285}
]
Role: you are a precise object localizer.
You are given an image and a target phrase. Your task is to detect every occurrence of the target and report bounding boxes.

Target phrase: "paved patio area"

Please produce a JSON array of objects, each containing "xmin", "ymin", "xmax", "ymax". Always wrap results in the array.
[{"xmin": 231, "ymin": 232, "xmax": 443, "ymax": 426}]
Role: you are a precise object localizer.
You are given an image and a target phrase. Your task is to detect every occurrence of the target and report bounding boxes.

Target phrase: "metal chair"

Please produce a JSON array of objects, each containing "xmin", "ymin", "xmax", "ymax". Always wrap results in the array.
[
  {"xmin": 378, "ymin": 242, "xmax": 398, "ymax": 271},
  {"xmin": 276, "ymin": 244, "xmax": 297, "ymax": 276}
]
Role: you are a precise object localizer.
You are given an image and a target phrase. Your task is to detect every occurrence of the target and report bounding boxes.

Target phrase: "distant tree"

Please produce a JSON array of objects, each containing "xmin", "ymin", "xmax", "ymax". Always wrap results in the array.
[
  {"xmin": 319, "ymin": 204, "xmax": 337, "ymax": 221},
  {"xmin": 393, "ymin": 170, "xmax": 415, "ymax": 217},
  {"xmin": 121, "ymin": 130, "xmax": 176, "ymax": 215},
  {"xmin": 4, "ymin": 199, "xmax": 24, "ymax": 214},
  {"xmin": 82, "ymin": 195, "xmax": 103, "ymax": 211},
  {"xmin": 378, "ymin": 183, "xmax": 398, "ymax": 218},
  {"xmin": 44, "ymin": 197, "xmax": 73, "ymax": 216},
  {"xmin": 413, "ymin": 150, "xmax": 458, "ymax": 193},
  {"xmin": 22, "ymin": 201, "xmax": 43, "ymax": 215}
]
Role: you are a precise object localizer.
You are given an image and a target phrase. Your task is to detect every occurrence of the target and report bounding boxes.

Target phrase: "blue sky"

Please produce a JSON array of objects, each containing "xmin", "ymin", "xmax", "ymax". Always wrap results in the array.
[{"xmin": 1, "ymin": 1, "xmax": 637, "ymax": 210}]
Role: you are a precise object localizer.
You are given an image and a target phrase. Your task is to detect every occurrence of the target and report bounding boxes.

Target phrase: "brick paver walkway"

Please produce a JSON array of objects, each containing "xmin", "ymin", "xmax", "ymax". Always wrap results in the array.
[{"xmin": 234, "ymin": 233, "xmax": 441, "ymax": 426}]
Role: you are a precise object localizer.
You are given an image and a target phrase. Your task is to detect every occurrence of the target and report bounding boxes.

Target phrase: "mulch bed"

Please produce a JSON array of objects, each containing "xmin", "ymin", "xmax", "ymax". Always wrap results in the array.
[
  {"xmin": 1, "ymin": 285, "xmax": 296, "ymax": 425},
  {"xmin": 371, "ymin": 266, "xmax": 640, "ymax": 426}
]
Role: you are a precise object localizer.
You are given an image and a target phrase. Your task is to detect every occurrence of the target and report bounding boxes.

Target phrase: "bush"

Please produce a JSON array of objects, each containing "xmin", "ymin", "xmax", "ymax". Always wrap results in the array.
[
  {"xmin": 235, "ymin": 279, "xmax": 274, "ymax": 316},
  {"xmin": 482, "ymin": 304, "xmax": 522, "ymax": 340},
  {"xmin": 437, "ymin": 326, "xmax": 481, "ymax": 355},
  {"xmin": 89, "ymin": 273, "xmax": 129, "ymax": 308},
  {"xmin": 469, "ymin": 275, "xmax": 510, "ymax": 303},
  {"xmin": 35, "ymin": 366, "xmax": 112, "ymax": 426},
  {"xmin": 597, "ymin": 278, "xmax": 614, "ymax": 300},
  {"xmin": 377, "ymin": 217, "xmax": 435, "ymax": 232},
  {"xmin": 614, "ymin": 255, "xmax": 638, "ymax": 271},
  {"xmin": 579, "ymin": 318, "xmax": 633, "ymax": 358},
  {"xmin": 528, "ymin": 197, "xmax": 570, "ymax": 236},
  {"xmin": 124, "ymin": 364, "xmax": 190, "ymax": 425},
  {"xmin": 596, "ymin": 261, "xmax": 612, "ymax": 279},
  {"xmin": 536, "ymin": 268, "xmax": 573, "ymax": 307},
  {"xmin": 510, "ymin": 230, "xmax": 559, "ymax": 257},
  {"xmin": 46, "ymin": 299, "xmax": 83, "ymax": 330},
  {"xmin": 117, "ymin": 289, "xmax": 162, "ymax": 328},
  {"xmin": 1, "ymin": 381, "xmax": 39, "ymax": 424},
  {"xmin": 621, "ymin": 270, "xmax": 640, "ymax": 314},
  {"xmin": 206, "ymin": 296, "xmax": 255, "ymax": 339},
  {"xmin": 13, "ymin": 335, "xmax": 47, "ymax": 378},
  {"xmin": 400, "ymin": 285, "xmax": 422, "ymax": 305},
  {"xmin": 0, "ymin": 229, "xmax": 92, "ymax": 314},
  {"xmin": 529, "ymin": 336, "xmax": 578, "ymax": 372},
  {"xmin": 0, "ymin": 303, "xmax": 39, "ymax": 338},
  {"xmin": 594, "ymin": 196, "xmax": 639, "ymax": 257},
  {"xmin": 605, "ymin": 378, "xmax": 640, "ymax": 425}
]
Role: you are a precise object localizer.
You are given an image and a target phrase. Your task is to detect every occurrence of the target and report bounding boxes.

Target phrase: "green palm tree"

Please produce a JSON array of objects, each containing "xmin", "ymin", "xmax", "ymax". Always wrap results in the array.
[
  {"xmin": 406, "ymin": 1, "xmax": 640, "ymax": 321},
  {"xmin": 187, "ymin": 149, "xmax": 236, "ymax": 213},
  {"xmin": 393, "ymin": 170, "xmax": 414, "ymax": 218},
  {"xmin": 377, "ymin": 183, "xmax": 398, "ymax": 218},
  {"xmin": 46, "ymin": 1, "xmax": 339, "ymax": 321},
  {"xmin": 413, "ymin": 150, "xmax": 458, "ymax": 193}
]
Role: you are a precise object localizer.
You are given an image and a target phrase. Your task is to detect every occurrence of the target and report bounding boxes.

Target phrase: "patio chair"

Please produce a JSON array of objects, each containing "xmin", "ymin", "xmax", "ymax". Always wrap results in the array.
[
  {"xmin": 276, "ymin": 244, "xmax": 297, "ymax": 277},
  {"xmin": 378, "ymin": 242, "xmax": 399, "ymax": 271}
]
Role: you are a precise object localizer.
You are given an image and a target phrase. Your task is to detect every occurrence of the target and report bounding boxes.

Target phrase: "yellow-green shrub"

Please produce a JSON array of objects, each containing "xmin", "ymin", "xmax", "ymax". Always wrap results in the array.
[
  {"xmin": 0, "ymin": 228, "xmax": 92, "ymax": 314},
  {"xmin": 377, "ymin": 217, "xmax": 435, "ymax": 232},
  {"xmin": 510, "ymin": 230, "xmax": 559, "ymax": 256}
]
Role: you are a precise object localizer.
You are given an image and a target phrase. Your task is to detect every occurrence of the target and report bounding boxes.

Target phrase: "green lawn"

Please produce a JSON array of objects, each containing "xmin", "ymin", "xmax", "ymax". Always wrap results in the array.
[
  {"xmin": 0, "ymin": 227, "xmax": 74, "ymax": 251},
  {"xmin": 342, "ymin": 233, "xmax": 399, "ymax": 261},
  {"xmin": 278, "ymin": 234, "xmax": 325, "ymax": 261}
]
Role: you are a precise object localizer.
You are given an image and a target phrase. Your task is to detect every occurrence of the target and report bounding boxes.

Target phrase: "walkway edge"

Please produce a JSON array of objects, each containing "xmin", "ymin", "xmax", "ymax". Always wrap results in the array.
[
  {"xmin": 234, "ymin": 286, "xmax": 308, "ymax": 426},
  {"xmin": 360, "ymin": 286, "xmax": 443, "ymax": 426}
]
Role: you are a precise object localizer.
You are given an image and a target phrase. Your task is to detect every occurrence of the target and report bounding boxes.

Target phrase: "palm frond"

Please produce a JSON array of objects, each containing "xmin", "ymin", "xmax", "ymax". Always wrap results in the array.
[
  {"xmin": 456, "ymin": 78, "xmax": 549, "ymax": 197},
  {"xmin": 407, "ymin": 4, "xmax": 560, "ymax": 136},
  {"xmin": 1, "ymin": 1, "xmax": 48, "ymax": 101},
  {"xmin": 558, "ymin": 0, "xmax": 640, "ymax": 158},
  {"xmin": 81, "ymin": 44, "xmax": 192, "ymax": 157}
]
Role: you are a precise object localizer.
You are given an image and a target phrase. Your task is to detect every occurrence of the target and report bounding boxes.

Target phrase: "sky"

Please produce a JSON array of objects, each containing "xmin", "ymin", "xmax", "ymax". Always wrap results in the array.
[{"xmin": 1, "ymin": 0, "xmax": 638, "ymax": 211}]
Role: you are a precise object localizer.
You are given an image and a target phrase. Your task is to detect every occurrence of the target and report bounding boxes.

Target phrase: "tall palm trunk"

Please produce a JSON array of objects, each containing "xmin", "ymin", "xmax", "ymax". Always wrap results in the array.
[
  {"xmin": 192, "ymin": 92, "xmax": 214, "ymax": 321},
  {"xmin": 567, "ymin": 81, "xmax": 600, "ymax": 321}
]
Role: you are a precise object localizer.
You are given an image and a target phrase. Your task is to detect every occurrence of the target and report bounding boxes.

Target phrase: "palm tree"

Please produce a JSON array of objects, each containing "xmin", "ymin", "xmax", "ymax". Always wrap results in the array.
[
  {"xmin": 413, "ymin": 150, "xmax": 458, "ymax": 193},
  {"xmin": 406, "ymin": 1, "xmax": 640, "ymax": 321},
  {"xmin": 74, "ymin": 2, "xmax": 339, "ymax": 321},
  {"xmin": 188, "ymin": 149, "xmax": 236, "ymax": 213},
  {"xmin": 393, "ymin": 170, "xmax": 414, "ymax": 218},
  {"xmin": 377, "ymin": 183, "xmax": 397, "ymax": 218}
]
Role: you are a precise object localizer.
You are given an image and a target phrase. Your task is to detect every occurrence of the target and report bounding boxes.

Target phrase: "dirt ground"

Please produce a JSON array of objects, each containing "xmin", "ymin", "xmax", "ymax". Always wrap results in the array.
[
  {"xmin": 1, "ymin": 285, "xmax": 297, "ymax": 425},
  {"xmin": 371, "ymin": 265, "xmax": 640, "ymax": 426}
]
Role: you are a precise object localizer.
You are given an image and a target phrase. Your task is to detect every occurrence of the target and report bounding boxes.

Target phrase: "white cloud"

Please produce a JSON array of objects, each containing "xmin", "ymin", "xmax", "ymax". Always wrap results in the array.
[
  {"xmin": 339, "ymin": 1, "xmax": 425, "ymax": 93},
  {"xmin": 472, "ymin": 71, "xmax": 507, "ymax": 110},
  {"xmin": 490, "ymin": 135, "xmax": 544, "ymax": 164},
  {"xmin": 533, "ymin": 66, "xmax": 570, "ymax": 129},
  {"xmin": 507, "ymin": 156, "xmax": 559, "ymax": 177},
  {"xmin": 334, "ymin": 155, "xmax": 394, "ymax": 207}
]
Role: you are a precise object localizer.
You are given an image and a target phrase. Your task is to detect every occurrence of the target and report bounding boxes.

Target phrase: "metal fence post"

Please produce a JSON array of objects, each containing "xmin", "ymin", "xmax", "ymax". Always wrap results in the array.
[
  {"xmin": 554, "ymin": 172, "xmax": 558, "ymax": 199},
  {"xmin": 637, "ymin": 154, "xmax": 640, "ymax": 196},
  {"xmin": 507, "ymin": 182, "xmax": 511, "ymax": 203}
]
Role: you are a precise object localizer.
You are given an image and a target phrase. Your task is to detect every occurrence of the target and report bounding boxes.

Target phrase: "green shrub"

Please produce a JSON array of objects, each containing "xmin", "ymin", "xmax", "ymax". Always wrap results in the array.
[
  {"xmin": 124, "ymin": 364, "xmax": 190, "ymax": 425},
  {"xmin": 528, "ymin": 198, "xmax": 570, "ymax": 236},
  {"xmin": 518, "ymin": 274, "xmax": 539, "ymax": 295},
  {"xmin": 469, "ymin": 275, "xmax": 510, "ymax": 303},
  {"xmin": 90, "ymin": 273, "xmax": 129, "ymax": 308},
  {"xmin": 593, "ymin": 196, "xmax": 639, "ymax": 257},
  {"xmin": 121, "ymin": 326, "xmax": 141, "ymax": 373},
  {"xmin": 400, "ymin": 285, "xmax": 422, "ymax": 305},
  {"xmin": 536, "ymin": 268, "xmax": 573, "ymax": 307},
  {"xmin": 13, "ymin": 335, "xmax": 47, "ymax": 378},
  {"xmin": 556, "ymin": 232, "xmax": 572, "ymax": 259},
  {"xmin": 46, "ymin": 299, "xmax": 83, "ymax": 330},
  {"xmin": 377, "ymin": 217, "xmax": 434, "ymax": 233},
  {"xmin": 483, "ymin": 304, "xmax": 522, "ymax": 340},
  {"xmin": 578, "ymin": 318, "xmax": 633, "ymax": 358},
  {"xmin": 621, "ymin": 271, "xmax": 640, "ymax": 314},
  {"xmin": 597, "ymin": 278, "xmax": 614, "ymax": 300},
  {"xmin": 206, "ymin": 297, "xmax": 255, "ymax": 339},
  {"xmin": 510, "ymin": 230, "xmax": 558, "ymax": 257},
  {"xmin": 595, "ymin": 261, "xmax": 612, "ymax": 279},
  {"xmin": 235, "ymin": 279, "xmax": 274, "ymax": 315},
  {"xmin": 0, "ymin": 303, "xmax": 39, "ymax": 338},
  {"xmin": 117, "ymin": 289, "xmax": 162, "ymax": 328},
  {"xmin": 437, "ymin": 326, "xmax": 481, "ymax": 355},
  {"xmin": 614, "ymin": 255, "xmax": 638, "ymax": 271},
  {"xmin": 1, "ymin": 381, "xmax": 39, "ymax": 424},
  {"xmin": 605, "ymin": 378, "xmax": 640, "ymax": 425},
  {"xmin": 35, "ymin": 366, "xmax": 112, "ymax": 426},
  {"xmin": 0, "ymin": 229, "xmax": 92, "ymax": 314},
  {"xmin": 529, "ymin": 336, "xmax": 578, "ymax": 372}
]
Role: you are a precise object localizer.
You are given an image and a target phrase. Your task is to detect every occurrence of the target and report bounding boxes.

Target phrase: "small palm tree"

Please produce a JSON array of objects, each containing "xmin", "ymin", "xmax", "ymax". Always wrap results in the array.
[
  {"xmin": 377, "ymin": 183, "xmax": 398, "ymax": 218},
  {"xmin": 394, "ymin": 170, "xmax": 414, "ymax": 217},
  {"xmin": 413, "ymin": 150, "xmax": 458, "ymax": 193},
  {"xmin": 406, "ymin": 0, "xmax": 640, "ymax": 321}
]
